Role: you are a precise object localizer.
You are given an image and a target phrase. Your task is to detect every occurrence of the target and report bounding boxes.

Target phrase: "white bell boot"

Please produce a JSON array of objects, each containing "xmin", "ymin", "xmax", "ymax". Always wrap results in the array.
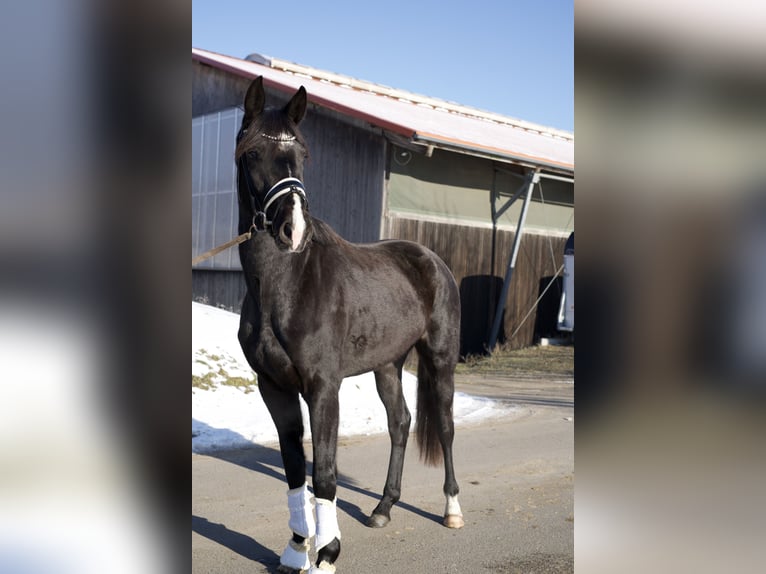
[
  {"xmin": 308, "ymin": 560, "xmax": 336, "ymax": 573},
  {"xmin": 279, "ymin": 537, "xmax": 311, "ymax": 572}
]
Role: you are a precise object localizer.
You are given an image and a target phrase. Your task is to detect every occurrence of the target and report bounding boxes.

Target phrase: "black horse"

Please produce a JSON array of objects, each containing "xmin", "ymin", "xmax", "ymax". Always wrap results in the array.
[{"xmin": 235, "ymin": 77, "xmax": 463, "ymax": 573}]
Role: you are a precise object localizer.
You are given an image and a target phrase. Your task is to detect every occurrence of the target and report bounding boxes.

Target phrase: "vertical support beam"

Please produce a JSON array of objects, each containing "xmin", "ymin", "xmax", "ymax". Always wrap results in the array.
[
  {"xmin": 489, "ymin": 169, "xmax": 499, "ymax": 335},
  {"xmin": 380, "ymin": 140, "xmax": 393, "ymax": 240},
  {"xmin": 487, "ymin": 169, "xmax": 540, "ymax": 352}
]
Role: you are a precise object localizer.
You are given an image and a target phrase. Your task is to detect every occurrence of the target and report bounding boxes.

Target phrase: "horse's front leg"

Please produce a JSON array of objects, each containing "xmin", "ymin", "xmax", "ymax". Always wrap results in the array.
[
  {"xmin": 306, "ymin": 380, "xmax": 342, "ymax": 573},
  {"xmin": 258, "ymin": 377, "xmax": 314, "ymax": 573}
]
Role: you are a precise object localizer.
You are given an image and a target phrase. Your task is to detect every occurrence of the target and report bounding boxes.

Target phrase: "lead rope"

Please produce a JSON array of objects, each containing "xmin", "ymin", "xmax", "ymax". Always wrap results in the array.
[
  {"xmin": 192, "ymin": 175, "xmax": 307, "ymax": 267},
  {"xmin": 191, "ymin": 147, "xmax": 262, "ymax": 267},
  {"xmin": 193, "ymin": 129, "xmax": 307, "ymax": 267},
  {"xmin": 191, "ymin": 230, "xmax": 253, "ymax": 266}
]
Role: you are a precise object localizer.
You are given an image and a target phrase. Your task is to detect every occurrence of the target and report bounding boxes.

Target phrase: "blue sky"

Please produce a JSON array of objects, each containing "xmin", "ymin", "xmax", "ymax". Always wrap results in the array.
[{"xmin": 192, "ymin": 0, "xmax": 573, "ymax": 132}]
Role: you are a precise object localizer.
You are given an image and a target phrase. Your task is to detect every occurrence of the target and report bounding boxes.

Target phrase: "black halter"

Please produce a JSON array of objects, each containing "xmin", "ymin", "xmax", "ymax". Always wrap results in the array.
[{"xmin": 237, "ymin": 129, "xmax": 308, "ymax": 232}]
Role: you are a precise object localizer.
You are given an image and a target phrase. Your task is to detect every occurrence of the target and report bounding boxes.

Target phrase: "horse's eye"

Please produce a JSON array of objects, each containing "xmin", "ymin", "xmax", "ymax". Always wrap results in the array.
[{"xmin": 246, "ymin": 150, "xmax": 259, "ymax": 160}]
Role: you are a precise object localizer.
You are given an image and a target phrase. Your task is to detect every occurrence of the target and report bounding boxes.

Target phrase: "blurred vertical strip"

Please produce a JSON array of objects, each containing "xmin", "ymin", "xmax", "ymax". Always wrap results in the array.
[
  {"xmin": 0, "ymin": 1, "xmax": 189, "ymax": 573},
  {"xmin": 576, "ymin": 1, "xmax": 766, "ymax": 572}
]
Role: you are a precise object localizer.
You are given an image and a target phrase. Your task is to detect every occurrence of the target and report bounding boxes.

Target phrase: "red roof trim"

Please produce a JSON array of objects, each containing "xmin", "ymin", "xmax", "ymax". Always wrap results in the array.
[
  {"xmin": 193, "ymin": 48, "xmax": 573, "ymax": 172},
  {"xmin": 193, "ymin": 50, "xmax": 416, "ymax": 139}
]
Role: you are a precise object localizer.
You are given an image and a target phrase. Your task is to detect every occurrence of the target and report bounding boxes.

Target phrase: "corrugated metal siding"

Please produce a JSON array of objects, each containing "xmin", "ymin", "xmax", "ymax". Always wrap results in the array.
[
  {"xmin": 192, "ymin": 109, "xmax": 241, "ymax": 270},
  {"xmin": 191, "ymin": 64, "xmax": 388, "ymax": 315},
  {"xmin": 192, "ymin": 105, "xmax": 387, "ymax": 271},
  {"xmin": 385, "ymin": 216, "xmax": 566, "ymax": 354}
]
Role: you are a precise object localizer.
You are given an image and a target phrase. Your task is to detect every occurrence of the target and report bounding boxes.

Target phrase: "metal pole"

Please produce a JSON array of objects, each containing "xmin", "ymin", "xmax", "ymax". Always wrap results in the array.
[
  {"xmin": 537, "ymin": 172, "xmax": 575, "ymax": 184},
  {"xmin": 487, "ymin": 169, "xmax": 539, "ymax": 352}
]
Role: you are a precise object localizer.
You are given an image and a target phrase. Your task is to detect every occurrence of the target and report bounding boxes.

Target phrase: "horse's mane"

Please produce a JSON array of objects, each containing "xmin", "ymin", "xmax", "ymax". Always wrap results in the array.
[{"xmin": 310, "ymin": 217, "xmax": 347, "ymax": 247}]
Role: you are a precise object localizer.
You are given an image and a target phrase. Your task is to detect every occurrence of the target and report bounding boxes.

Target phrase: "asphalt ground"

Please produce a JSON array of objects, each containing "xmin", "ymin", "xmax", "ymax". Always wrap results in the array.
[{"xmin": 192, "ymin": 375, "xmax": 573, "ymax": 573}]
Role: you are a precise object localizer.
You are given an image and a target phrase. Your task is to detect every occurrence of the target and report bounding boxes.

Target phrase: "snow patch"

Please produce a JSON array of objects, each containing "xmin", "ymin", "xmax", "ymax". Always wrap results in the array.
[{"xmin": 192, "ymin": 302, "xmax": 520, "ymax": 453}]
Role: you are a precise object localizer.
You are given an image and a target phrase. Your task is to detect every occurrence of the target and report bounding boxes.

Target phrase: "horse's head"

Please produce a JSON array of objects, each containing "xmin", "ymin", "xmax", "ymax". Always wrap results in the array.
[{"xmin": 236, "ymin": 76, "xmax": 313, "ymax": 253}]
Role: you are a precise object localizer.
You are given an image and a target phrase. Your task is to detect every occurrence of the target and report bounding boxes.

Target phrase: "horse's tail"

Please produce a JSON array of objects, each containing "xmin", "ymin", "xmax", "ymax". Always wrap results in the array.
[{"xmin": 415, "ymin": 357, "xmax": 444, "ymax": 467}]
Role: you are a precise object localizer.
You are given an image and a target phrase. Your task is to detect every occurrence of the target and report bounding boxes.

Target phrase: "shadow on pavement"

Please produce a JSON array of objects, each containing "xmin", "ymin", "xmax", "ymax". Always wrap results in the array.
[
  {"xmin": 192, "ymin": 514, "xmax": 280, "ymax": 572},
  {"xmin": 194, "ymin": 421, "xmax": 444, "ymax": 528}
]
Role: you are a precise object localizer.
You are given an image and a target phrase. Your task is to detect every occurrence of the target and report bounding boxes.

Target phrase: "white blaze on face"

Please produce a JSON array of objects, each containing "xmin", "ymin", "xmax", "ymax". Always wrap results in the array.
[{"xmin": 291, "ymin": 194, "xmax": 306, "ymax": 252}]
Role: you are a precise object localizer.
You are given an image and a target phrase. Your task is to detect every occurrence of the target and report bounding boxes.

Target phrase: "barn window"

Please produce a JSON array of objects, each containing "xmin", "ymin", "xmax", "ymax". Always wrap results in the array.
[{"xmin": 192, "ymin": 108, "xmax": 244, "ymax": 270}]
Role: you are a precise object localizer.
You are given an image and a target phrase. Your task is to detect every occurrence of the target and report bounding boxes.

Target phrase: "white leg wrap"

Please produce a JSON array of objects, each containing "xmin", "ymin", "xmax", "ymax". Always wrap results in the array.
[
  {"xmin": 287, "ymin": 483, "xmax": 316, "ymax": 538},
  {"xmin": 314, "ymin": 497, "xmax": 341, "ymax": 551},
  {"xmin": 445, "ymin": 494, "xmax": 463, "ymax": 517},
  {"xmin": 279, "ymin": 538, "xmax": 311, "ymax": 571}
]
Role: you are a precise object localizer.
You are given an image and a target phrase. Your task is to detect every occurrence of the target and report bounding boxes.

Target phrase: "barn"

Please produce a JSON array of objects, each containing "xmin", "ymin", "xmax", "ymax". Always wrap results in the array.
[{"xmin": 192, "ymin": 48, "xmax": 574, "ymax": 355}]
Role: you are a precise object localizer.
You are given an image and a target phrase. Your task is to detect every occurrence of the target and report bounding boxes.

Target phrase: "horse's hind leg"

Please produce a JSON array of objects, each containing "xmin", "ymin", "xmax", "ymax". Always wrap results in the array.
[
  {"xmin": 368, "ymin": 358, "xmax": 411, "ymax": 528},
  {"xmin": 416, "ymin": 340, "xmax": 465, "ymax": 529},
  {"xmin": 433, "ymin": 362, "xmax": 464, "ymax": 529}
]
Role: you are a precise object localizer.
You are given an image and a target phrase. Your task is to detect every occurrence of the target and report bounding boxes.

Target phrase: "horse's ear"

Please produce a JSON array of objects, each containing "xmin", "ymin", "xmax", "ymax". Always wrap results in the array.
[
  {"xmin": 284, "ymin": 86, "xmax": 307, "ymax": 125},
  {"xmin": 243, "ymin": 76, "xmax": 266, "ymax": 125}
]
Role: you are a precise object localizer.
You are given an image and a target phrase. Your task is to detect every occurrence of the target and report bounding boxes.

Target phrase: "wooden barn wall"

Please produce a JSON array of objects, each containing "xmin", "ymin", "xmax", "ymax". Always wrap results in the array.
[
  {"xmin": 299, "ymin": 111, "xmax": 386, "ymax": 243},
  {"xmin": 192, "ymin": 108, "xmax": 386, "ymax": 307},
  {"xmin": 193, "ymin": 62, "xmax": 386, "ymax": 247},
  {"xmin": 193, "ymin": 62, "xmax": 251, "ymax": 117},
  {"xmin": 385, "ymin": 216, "xmax": 566, "ymax": 354},
  {"xmin": 193, "ymin": 63, "xmax": 387, "ymax": 308},
  {"xmin": 192, "ymin": 270, "xmax": 248, "ymax": 313}
]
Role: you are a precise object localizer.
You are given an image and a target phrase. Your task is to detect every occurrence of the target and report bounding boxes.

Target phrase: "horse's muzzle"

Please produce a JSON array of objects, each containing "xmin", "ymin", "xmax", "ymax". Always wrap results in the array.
[{"xmin": 278, "ymin": 220, "xmax": 295, "ymax": 248}]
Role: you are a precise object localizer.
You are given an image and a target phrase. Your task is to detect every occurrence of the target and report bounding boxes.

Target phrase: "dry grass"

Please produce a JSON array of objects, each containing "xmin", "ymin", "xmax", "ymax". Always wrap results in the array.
[
  {"xmin": 403, "ymin": 340, "xmax": 573, "ymax": 380},
  {"xmin": 456, "ymin": 343, "xmax": 573, "ymax": 379},
  {"xmin": 192, "ymin": 349, "xmax": 258, "ymax": 393},
  {"xmin": 192, "ymin": 370, "xmax": 258, "ymax": 393},
  {"xmin": 192, "ymin": 344, "xmax": 572, "ymax": 391}
]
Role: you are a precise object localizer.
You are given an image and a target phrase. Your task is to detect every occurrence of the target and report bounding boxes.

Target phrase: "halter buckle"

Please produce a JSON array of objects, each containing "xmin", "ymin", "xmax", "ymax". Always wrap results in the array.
[{"xmin": 252, "ymin": 211, "xmax": 269, "ymax": 231}]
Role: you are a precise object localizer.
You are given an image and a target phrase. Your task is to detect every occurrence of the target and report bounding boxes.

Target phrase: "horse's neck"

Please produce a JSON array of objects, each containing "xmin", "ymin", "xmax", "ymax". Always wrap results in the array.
[{"xmin": 239, "ymin": 233, "xmax": 306, "ymax": 300}]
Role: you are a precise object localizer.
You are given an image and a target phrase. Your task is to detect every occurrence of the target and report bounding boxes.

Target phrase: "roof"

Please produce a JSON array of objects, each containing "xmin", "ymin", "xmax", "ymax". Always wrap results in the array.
[{"xmin": 192, "ymin": 48, "xmax": 574, "ymax": 174}]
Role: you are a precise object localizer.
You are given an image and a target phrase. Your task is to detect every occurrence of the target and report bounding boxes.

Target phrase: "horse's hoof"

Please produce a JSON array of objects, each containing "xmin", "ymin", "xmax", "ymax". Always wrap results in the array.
[
  {"xmin": 443, "ymin": 514, "xmax": 465, "ymax": 529},
  {"xmin": 366, "ymin": 513, "xmax": 390, "ymax": 528},
  {"xmin": 277, "ymin": 564, "xmax": 307, "ymax": 574}
]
